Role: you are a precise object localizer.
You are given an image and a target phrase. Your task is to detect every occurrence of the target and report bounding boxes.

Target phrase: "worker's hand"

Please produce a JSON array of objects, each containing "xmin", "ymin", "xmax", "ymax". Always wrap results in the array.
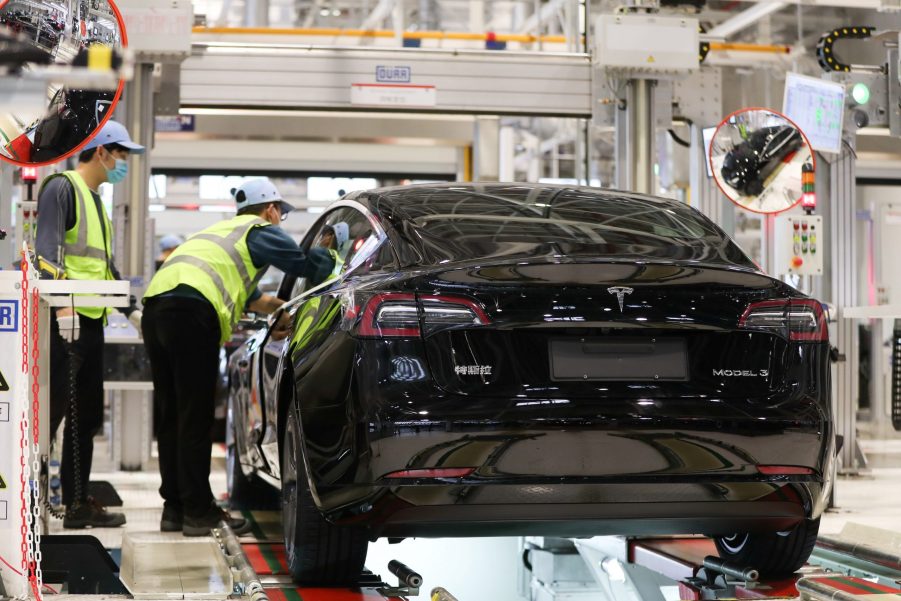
[
  {"xmin": 248, "ymin": 294, "xmax": 284, "ymax": 315},
  {"xmin": 128, "ymin": 310, "xmax": 143, "ymax": 333},
  {"xmin": 270, "ymin": 311, "xmax": 293, "ymax": 341},
  {"xmin": 57, "ymin": 314, "xmax": 80, "ymax": 344}
]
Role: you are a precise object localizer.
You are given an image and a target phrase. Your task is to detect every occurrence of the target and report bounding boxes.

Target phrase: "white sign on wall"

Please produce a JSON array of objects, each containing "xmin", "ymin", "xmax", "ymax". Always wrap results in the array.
[
  {"xmin": 0, "ymin": 273, "xmax": 24, "ymax": 599},
  {"xmin": 350, "ymin": 84, "xmax": 437, "ymax": 108}
]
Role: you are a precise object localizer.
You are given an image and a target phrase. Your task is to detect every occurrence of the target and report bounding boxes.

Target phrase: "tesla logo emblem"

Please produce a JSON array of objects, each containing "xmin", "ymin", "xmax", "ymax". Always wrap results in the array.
[{"xmin": 607, "ymin": 287, "xmax": 633, "ymax": 312}]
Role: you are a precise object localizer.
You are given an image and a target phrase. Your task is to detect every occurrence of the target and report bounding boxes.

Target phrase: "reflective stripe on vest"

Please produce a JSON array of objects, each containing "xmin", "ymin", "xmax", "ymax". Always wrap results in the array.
[
  {"xmin": 39, "ymin": 171, "xmax": 114, "ymax": 319},
  {"xmin": 144, "ymin": 215, "xmax": 269, "ymax": 345},
  {"xmin": 327, "ymin": 248, "xmax": 344, "ymax": 280}
]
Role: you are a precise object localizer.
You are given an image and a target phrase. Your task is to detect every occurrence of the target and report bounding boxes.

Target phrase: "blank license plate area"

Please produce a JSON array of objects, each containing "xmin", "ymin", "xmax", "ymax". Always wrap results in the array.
[{"xmin": 550, "ymin": 338, "xmax": 688, "ymax": 381}]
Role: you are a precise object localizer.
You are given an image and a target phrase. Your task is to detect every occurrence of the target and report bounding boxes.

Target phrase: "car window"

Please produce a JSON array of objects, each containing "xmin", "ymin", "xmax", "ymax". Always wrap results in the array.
[
  {"xmin": 381, "ymin": 186, "xmax": 755, "ymax": 269},
  {"xmin": 352, "ymin": 240, "xmax": 398, "ymax": 276},
  {"xmin": 282, "ymin": 206, "xmax": 378, "ymax": 300}
]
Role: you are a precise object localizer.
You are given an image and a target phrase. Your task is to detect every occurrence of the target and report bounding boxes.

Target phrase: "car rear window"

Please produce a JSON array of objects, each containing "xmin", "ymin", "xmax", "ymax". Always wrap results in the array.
[{"xmin": 381, "ymin": 186, "xmax": 755, "ymax": 268}]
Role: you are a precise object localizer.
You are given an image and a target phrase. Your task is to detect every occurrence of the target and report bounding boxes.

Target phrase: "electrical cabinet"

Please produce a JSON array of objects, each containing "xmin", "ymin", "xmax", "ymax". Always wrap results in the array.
[{"xmin": 774, "ymin": 214, "xmax": 823, "ymax": 276}]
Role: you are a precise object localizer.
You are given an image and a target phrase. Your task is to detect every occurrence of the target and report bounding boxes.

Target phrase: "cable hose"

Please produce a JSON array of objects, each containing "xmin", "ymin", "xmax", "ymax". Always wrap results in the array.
[
  {"xmin": 60, "ymin": 304, "xmax": 86, "ymax": 515},
  {"xmin": 668, "ymin": 128, "xmax": 691, "ymax": 148}
]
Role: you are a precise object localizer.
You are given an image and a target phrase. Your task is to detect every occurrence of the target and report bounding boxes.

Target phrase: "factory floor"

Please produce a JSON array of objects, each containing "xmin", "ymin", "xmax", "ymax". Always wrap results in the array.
[{"xmin": 36, "ymin": 427, "xmax": 901, "ymax": 600}]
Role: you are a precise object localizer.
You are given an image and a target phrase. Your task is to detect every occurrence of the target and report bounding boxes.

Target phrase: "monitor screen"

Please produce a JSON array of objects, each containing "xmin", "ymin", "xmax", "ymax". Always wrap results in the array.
[
  {"xmin": 702, "ymin": 126, "xmax": 716, "ymax": 178},
  {"xmin": 782, "ymin": 72, "xmax": 845, "ymax": 154}
]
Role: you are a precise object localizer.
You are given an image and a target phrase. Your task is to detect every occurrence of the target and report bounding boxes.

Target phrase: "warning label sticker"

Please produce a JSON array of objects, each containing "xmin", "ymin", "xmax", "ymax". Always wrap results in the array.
[
  {"xmin": 0, "ymin": 369, "xmax": 8, "ymax": 392},
  {"xmin": 0, "ymin": 473, "xmax": 5, "ymax": 489}
]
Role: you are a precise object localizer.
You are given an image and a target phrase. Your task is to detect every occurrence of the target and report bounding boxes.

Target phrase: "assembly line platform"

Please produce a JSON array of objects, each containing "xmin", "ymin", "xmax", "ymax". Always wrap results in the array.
[
  {"xmin": 16, "ymin": 437, "xmax": 901, "ymax": 601},
  {"xmin": 111, "ymin": 510, "xmax": 407, "ymax": 601}
]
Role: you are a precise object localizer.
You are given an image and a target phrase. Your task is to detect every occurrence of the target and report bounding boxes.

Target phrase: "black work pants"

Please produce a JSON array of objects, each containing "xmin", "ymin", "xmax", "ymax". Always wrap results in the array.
[
  {"xmin": 142, "ymin": 296, "xmax": 221, "ymax": 517},
  {"xmin": 49, "ymin": 313, "xmax": 105, "ymax": 507}
]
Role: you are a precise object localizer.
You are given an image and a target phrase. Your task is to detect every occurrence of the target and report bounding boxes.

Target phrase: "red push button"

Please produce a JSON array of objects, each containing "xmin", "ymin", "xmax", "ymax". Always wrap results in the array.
[{"xmin": 792, "ymin": 256, "xmax": 804, "ymax": 268}]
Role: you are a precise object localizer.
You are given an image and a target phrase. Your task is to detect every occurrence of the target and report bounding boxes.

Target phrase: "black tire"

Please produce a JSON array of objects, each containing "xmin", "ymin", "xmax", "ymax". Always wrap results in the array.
[
  {"xmin": 226, "ymin": 399, "xmax": 278, "ymax": 510},
  {"xmin": 714, "ymin": 518, "xmax": 820, "ymax": 578},
  {"xmin": 282, "ymin": 404, "xmax": 368, "ymax": 585}
]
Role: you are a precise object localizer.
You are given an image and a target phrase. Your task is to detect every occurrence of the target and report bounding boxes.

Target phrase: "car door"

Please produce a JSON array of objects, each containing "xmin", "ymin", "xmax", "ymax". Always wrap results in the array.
[
  {"xmin": 235, "ymin": 266, "xmax": 291, "ymax": 473},
  {"xmin": 256, "ymin": 204, "xmax": 389, "ymax": 478}
]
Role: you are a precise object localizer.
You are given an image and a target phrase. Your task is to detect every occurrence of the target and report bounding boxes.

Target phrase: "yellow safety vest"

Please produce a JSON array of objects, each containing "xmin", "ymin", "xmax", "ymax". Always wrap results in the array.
[
  {"xmin": 39, "ymin": 170, "xmax": 114, "ymax": 320},
  {"xmin": 290, "ymin": 247, "xmax": 344, "ymax": 347},
  {"xmin": 328, "ymin": 248, "xmax": 344, "ymax": 279},
  {"xmin": 144, "ymin": 215, "xmax": 270, "ymax": 345}
]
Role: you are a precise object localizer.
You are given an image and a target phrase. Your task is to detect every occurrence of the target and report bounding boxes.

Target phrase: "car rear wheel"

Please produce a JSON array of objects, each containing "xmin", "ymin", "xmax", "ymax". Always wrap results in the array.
[
  {"xmin": 714, "ymin": 517, "xmax": 820, "ymax": 577},
  {"xmin": 282, "ymin": 403, "xmax": 368, "ymax": 585}
]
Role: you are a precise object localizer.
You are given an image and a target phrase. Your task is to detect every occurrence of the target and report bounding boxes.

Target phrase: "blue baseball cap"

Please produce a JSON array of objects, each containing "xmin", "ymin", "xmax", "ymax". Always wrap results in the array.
[
  {"xmin": 159, "ymin": 234, "xmax": 183, "ymax": 252},
  {"xmin": 82, "ymin": 119, "xmax": 145, "ymax": 154}
]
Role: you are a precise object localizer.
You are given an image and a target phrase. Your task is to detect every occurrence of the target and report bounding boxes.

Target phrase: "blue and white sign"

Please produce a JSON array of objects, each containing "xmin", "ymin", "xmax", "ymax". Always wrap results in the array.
[
  {"xmin": 0, "ymin": 301, "xmax": 17, "ymax": 332},
  {"xmin": 376, "ymin": 66, "xmax": 412, "ymax": 83},
  {"xmin": 154, "ymin": 115, "xmax": 196, "ymax": 133}
]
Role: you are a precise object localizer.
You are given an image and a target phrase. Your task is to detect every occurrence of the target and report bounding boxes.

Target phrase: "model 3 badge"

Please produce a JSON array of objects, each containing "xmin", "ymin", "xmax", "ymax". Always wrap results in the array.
[
  {"xmin": 607, "ymin": 287, "xmax": 633, "ymax": 312},
  {"xmin": 713, "ymin": 369, "xmax": 769, "ymax": 377}
]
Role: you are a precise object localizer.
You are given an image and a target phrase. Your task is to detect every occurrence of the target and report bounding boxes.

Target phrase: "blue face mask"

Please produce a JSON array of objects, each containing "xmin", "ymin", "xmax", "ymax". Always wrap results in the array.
[{"xmin": 102, "ymin": 153, "xmax": 129, "ymax": 184}]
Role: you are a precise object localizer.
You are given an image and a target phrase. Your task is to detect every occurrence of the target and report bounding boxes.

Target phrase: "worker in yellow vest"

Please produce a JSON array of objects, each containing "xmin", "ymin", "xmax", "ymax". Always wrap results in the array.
[
  {"xmin": 34, "ymin": 119, "xmax": 144, "ymax": 529},
  {"xmin": 142, "ymin": 178, "xmax": 334, "ymax": 537}
]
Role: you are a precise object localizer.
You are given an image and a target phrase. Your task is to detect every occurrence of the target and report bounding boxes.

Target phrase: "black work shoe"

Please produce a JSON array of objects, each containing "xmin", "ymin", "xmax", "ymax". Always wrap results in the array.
[
  {"xmin": 183, "ymin": 504, "xmax": 252, "ymax": 537},
  {"xmin": 160, "ymin": 504, "xmax": 183, "ymax": 532},
  {"xmin": 63, "ymin": 497, "xmax": 126, "ymax": 529}
]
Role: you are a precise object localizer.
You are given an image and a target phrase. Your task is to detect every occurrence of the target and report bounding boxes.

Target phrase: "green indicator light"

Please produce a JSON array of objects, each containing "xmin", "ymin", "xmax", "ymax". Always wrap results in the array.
[{"xmin": 852, "ymin": 82, "xmax": 871, "ymax": 105}]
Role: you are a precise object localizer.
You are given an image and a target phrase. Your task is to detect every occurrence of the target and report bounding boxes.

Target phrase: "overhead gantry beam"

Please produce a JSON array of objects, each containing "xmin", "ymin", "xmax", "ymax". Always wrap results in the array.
[
  {"xmin": 707, "ymin": 1, "xmax": 787, "ymax": 39},
  {"xmin": 360, "ymin": 0, "xmax": 398, "ymax": 30},
  {"xmin": 517, "ymin": 0, "xmax": 570, "ymax": 35}
]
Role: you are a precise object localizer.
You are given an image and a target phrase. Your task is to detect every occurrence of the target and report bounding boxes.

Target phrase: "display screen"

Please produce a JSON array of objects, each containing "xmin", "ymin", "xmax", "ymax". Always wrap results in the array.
[{"xmin": 782, "ymin": 72, "xmax": 845, "ymax": 154}]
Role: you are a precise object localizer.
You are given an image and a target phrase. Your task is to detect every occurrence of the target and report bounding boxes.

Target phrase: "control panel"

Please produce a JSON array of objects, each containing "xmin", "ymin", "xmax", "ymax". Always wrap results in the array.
[{"xmin": 774, "ymin": 214, "xmax": 823, "ymax": 276}]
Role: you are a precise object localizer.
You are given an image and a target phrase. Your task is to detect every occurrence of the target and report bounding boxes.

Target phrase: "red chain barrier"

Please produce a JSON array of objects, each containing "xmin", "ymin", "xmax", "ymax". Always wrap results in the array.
[
  {"xmin": 19, "ymin": 256, "xmax": 29, "ymax": 582},
  {"xmin": 18, "ymin": 254, "xmax": 42, "ymax": 601}
]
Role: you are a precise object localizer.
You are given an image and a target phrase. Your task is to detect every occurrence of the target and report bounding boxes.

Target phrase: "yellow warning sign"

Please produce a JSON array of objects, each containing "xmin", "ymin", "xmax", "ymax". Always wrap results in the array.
[
  {"xmin": 0, "ymin": 473, "xmax": 6, "ymax": 489},
  {"xmin": 0, "ymin": 369, "xmax": 7, "ymax": 392},
  {"xmin": 647, "ymin": 55, "xmax": 656, "ymax": 63}
]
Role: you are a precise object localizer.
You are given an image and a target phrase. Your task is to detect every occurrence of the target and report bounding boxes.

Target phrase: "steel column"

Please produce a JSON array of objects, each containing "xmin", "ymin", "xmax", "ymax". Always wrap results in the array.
[
  {"xmin": 629, "ymin": 79, "xmax": 655, "ymax": 195},
  {"xmin": 473, "ymin": 117, "xmax": 500, "ymax": 182},
  {"xmin": 244, "ymin": 0, "xmax": 270, "ymax": 27},
  {"xmin": 0, "ymin": 163, "xmax": 13, "ymax": 268},
  {"xmin": 689, "ymin": 124, "xmax": 733, "ymax": 235},
  {"xmin": 114, "ymin": 63, "xmax": 154, "ymax": 282},
  {"xmin": 821, "ymin": 148, "xmax": 862, "ymax": 472}
]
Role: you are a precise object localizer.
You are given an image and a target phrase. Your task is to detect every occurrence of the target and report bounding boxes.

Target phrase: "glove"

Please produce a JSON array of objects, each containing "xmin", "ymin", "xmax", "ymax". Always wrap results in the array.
[
  {"xmin": 128, "ymin": 310, "xmax": 143, "ymax": 332},
  {"xmin": 57, "ymin": 315, "xmax": 80, "ymax": 344}
]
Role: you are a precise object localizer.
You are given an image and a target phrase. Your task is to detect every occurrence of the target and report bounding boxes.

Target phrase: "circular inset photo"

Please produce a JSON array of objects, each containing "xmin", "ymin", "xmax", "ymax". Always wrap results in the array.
[
  {"xmin": 0, "ymin": 0, "xmax": 126, "ymax": 166},
  {"xmin": 710, "ymin": 108, "xmax": 814, "ymax": 215}
]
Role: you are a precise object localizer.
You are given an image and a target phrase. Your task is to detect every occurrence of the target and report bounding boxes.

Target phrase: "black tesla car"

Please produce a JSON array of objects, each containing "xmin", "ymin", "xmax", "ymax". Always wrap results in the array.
[{"xmin": 227, "ymin": 183, "xmax": 834, "ymax": 585}]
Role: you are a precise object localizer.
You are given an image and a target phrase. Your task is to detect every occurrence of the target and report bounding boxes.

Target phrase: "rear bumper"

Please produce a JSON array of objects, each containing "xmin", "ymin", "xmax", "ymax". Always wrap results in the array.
[
  {"xmin": 350, "ymin": 495, "xmax": 810, "ymax": 539},
  {"xmin": 324, "ymin": 479, "xmax": 824, "ymax": 539}
]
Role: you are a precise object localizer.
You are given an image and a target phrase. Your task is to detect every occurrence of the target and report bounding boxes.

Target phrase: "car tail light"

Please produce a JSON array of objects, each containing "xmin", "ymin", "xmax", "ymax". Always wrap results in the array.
[
  {"xmin": 356, "ymin": 293, "xmax": 490, "ymax": 338},
  {"xmin": 382, "ymin": 467, "xmax": 476, "ymax": 479},
  {"xmin": 739, "ymin": 299, "xmax": 828, "ymax": 342},
  {"xmin": 757, "ymin": 465, "xmax": 814, "ymax": 476}
]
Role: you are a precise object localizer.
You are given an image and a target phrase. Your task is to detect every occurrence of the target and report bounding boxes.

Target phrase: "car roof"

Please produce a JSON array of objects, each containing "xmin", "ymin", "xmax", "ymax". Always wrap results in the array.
[{"xmin": 361, "ymin": 182, "xmax": 684, "ymax": 218}]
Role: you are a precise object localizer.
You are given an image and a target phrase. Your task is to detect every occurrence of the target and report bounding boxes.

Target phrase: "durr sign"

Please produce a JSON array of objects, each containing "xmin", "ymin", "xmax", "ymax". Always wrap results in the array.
[{"xmin": 376, "ymin": 66, "xmax": 412, "ymax": 83}]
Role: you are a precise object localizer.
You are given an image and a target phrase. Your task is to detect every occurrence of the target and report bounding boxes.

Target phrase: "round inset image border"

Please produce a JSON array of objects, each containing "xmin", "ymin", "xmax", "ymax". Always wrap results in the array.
[
  {"xmin": 0, "ymin": 0, "xmax": 128, "ymax": 167},
  {"xmin": 709, "ymin": 106, "xmax": 816, "ymax": 216}
]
